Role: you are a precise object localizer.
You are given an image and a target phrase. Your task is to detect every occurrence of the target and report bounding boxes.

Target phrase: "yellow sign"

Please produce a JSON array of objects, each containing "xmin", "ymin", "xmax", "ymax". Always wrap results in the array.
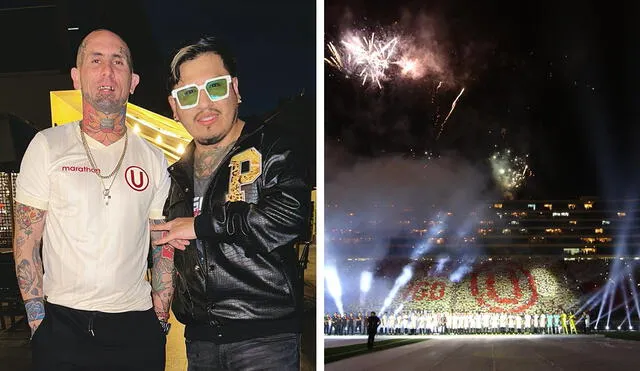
[{"xmin": 50, "ymin": 90, "xmax": 192, "ymax": 165}]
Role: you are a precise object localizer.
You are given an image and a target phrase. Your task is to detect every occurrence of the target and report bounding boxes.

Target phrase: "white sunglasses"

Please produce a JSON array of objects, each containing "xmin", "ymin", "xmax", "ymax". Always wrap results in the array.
[{"xmin": 171, "ymin": 75, "xmax": 232, "ymax": 109}]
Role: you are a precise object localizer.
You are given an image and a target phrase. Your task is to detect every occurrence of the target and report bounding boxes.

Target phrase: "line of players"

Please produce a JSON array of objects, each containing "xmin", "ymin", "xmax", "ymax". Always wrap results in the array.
[{"xmin": 324, "ymin": 311, "xmax": 589, "ymax": 335}]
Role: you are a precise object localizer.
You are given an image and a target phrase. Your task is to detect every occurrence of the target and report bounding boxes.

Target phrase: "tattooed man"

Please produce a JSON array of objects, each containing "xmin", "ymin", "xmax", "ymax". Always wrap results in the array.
[
  {"xmin": 150, "ymin": 37, "xmax": 311, "ymax": 370},
  {"xmin": 13, "ymin": 29, "xmax": 181, "ymax": 371}
]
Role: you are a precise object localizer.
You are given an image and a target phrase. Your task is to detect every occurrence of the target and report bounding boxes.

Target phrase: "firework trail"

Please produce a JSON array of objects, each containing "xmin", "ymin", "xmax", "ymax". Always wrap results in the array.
[
  {"xmin": 432, "ymin": 81, "xmax": 443, "ymax": 105},
  {"xmin": 435, "ymin": 87, "xmax": 465, "ymax": 140},
  {"xmin": 325, "ymin": 42, "xmax": 344, "ymax": 71},
  {"xmin": 431, "ymin": 81, "xmax": 443, "ymax": 133}
]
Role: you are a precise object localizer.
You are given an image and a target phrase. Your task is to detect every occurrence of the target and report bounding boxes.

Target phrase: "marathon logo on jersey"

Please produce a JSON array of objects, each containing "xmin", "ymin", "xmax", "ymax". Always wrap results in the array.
[
  {"xmin": 61, "ymin": 165, "xmax": 100, "ymax": 174},
  {"xmin": 193, "ymin": 196, "xmax": 203, "ymax": 217}
]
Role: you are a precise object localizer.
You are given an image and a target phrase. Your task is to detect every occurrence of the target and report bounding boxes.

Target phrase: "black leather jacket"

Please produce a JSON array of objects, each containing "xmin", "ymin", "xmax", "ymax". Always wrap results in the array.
[{"xmin": 163, "ymin": 120, "xmax": 311, "ymax": 343}]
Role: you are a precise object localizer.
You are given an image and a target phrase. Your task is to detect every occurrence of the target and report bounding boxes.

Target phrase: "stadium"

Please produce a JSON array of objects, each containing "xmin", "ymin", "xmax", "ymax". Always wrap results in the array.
[{"xmin": 325, "ymin": 197, "xmax": 640, "ymax": 335}]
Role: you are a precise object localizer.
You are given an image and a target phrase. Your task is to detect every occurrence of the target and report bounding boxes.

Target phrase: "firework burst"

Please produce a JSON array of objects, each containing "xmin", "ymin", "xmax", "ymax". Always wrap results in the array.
[
  {"xmin": 489, "ymin": 149, "xmax": 533, "ymax": 194},
  {"xmin": 327, "ymin": 32, "xmax": 400, "ymax": 88}
]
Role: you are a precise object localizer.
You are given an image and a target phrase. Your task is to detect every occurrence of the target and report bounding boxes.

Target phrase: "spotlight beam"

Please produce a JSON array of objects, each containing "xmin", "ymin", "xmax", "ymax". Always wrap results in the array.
[
  {"xmin": 605, "ymin": 281, "xmax": 617, "ymax": 330},
  {"xmin": 626, "ymin": 264, "xmax": 640, "ymax": 321}
]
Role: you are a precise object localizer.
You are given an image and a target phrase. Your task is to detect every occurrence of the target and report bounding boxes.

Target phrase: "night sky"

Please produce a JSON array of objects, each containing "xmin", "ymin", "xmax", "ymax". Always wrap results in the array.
[{"xmin": 325, "ymin": 0, "xmax": 640, "ymax": 200}]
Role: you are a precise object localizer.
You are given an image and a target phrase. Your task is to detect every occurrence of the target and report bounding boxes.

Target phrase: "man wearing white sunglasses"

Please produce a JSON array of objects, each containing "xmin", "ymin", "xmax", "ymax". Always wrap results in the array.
[{"xmin": 151, "ymin": 37, "xmax": 311, "ymax": 370}]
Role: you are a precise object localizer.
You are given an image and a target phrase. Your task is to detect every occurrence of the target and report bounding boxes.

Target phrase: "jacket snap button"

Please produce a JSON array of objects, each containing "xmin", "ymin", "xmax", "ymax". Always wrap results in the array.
[{"xmin": 195, "ymin": 265, "xmax": 200, "ymax": 271}]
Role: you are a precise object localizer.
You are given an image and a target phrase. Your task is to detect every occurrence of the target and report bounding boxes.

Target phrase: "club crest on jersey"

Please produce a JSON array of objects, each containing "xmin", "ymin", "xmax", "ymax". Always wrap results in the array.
[
  {"xmin": 226, "ymin": 147, "xmax": 262, "ymax": 202},
  {"xmin": 125, "ymin": 166, "xmax": 149, "ymax": 192}
]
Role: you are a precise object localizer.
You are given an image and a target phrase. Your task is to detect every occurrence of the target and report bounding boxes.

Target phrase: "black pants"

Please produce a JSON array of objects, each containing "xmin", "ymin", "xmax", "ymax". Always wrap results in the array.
[
  {"xmin": 31, "ymin": 302, "xmax": 166, "ymax": 371},
  {"xmin": 186, "ymin": 333, "xmax": 300, "ymax": 371},
  {"xmin": 367, "ymin": 331, "xmax": 377, "ymax": 349}
]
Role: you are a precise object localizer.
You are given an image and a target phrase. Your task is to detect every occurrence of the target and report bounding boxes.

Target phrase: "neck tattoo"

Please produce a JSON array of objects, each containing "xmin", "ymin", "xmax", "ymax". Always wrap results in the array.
[
  {"xmin": 100, "ymin": 118, "xmax": 115, "ymax": 129},
  {"xmin": 194, "ymin": 142, "xmax": 236, "ymax": 179}
]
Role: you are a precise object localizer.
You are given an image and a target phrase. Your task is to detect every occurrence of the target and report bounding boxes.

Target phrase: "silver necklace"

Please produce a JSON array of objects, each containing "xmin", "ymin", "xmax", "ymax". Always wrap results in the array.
[{"xmin": 79, "ymin": 123, "xmax": 128, "ymax": 205}]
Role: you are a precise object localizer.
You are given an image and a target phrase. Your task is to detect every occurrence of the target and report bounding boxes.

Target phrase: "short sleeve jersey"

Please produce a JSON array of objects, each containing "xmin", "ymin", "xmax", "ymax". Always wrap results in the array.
[{"xmin": 15, "ymin": 122, "xmax": 170, "ymax": 312}]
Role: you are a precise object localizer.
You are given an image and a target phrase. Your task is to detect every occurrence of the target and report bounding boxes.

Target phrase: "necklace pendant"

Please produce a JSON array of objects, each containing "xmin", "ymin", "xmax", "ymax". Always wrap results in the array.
[{"xmin": 103, "ymin": 189, "xmax": 111, "ymax": 206}]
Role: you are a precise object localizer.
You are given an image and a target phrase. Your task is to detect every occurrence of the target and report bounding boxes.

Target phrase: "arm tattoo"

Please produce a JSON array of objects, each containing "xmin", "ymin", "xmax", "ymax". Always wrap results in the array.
[
  {"xmin": 32, "ymin": 245, "xmax": 44, "ymax": 296},
  {"xmin": 16, "ymin": 259, "xmax": 35, "ymax": 292},
  {"xmin": 25, "ymin": 297, "xmax": 45, "ymax": 335},
  {"xmin": 13, "ymin": 203, "xmax": 47, "ymax": 328},
  {"xmin": 25, "ymin": 298, "xmax": 45, "ymax": 324},
  {"xmin": 150, "ymin": 219, "xmax": 175, "ymax": 321},
  {"xmin": 15, "ymin": 203, "xmax": 46, "ymax": 238}
]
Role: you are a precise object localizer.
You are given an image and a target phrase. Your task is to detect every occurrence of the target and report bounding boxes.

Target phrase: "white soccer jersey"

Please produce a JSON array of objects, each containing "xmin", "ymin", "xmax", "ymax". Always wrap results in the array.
[
  {"xmin": 491, "ymin": 314, "xmax": 499, "ymax": 328},
  {"xmin": 16, "ymin": 122, "xmax": 170, "ymax": 312}
]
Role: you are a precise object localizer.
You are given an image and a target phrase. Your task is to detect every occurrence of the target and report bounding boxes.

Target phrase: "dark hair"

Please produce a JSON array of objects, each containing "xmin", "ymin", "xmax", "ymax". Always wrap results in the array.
[{"xmin": 167, "ymin": 36, "xmax": 237, "ymax": 93}]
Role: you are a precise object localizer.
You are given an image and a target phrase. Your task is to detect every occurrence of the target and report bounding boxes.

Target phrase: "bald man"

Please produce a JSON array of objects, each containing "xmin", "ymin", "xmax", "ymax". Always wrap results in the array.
[{"xmin": 13, "ymin": 29, "xmax": 173, "ymax": 370}]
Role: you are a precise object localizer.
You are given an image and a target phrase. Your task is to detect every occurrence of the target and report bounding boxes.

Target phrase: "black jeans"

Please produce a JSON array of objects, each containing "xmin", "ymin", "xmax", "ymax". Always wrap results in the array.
[
  {"xmin": 367, "ymin": 331, "xmax": 377, "ymax": 349},
  {"xmin": 31, "ymin": 302, "xmax": 166, "ymax": 371},
  {"xmin": 186, "ymin": 332, "xmax": 300, "ymax": 371}
]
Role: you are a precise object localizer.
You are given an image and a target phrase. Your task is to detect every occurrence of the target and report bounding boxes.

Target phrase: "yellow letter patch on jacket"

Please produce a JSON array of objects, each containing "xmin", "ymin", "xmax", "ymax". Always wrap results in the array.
[{"xmin": 226, "ymin": 147, "xmax": 262, "ymax": 202}]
